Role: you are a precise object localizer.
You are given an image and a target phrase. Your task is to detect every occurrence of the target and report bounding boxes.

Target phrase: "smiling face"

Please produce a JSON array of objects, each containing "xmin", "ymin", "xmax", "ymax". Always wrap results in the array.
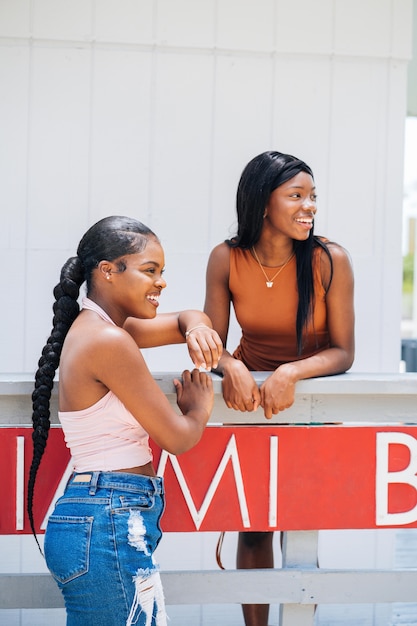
[
  {"xmin": 264, "ymin": 171, "xmax": 317, "ymax": 241},
  {"xmin": 108, "ymin": 236, "xmax": 167, "ymax": 320}
]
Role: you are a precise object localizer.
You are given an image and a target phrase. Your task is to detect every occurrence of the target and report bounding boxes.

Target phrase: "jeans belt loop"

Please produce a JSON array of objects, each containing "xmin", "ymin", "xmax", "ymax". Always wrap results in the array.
[
  {"xmin": 89, "ymin": 471, "xmax": 100, "ymax": 495},
  {"xmin": 151, "ymin": 475, "xmax": 161, "ymax": 495}
]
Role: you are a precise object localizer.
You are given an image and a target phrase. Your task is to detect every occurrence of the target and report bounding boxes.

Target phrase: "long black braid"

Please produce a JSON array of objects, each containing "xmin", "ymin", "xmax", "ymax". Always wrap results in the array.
[
  {"xmin": 28, "ymin": 256, "xmax": 84, "ymax": 550},
  {"xmin": 27, "ymin": 215, "xmax": 156, "ymax": 551}
]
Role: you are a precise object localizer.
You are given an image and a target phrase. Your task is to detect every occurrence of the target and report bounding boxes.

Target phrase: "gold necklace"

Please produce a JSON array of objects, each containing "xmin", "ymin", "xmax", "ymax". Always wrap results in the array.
[{"xmin": 252, "ymin": 246, "xmax": 295, "ymax": 288}]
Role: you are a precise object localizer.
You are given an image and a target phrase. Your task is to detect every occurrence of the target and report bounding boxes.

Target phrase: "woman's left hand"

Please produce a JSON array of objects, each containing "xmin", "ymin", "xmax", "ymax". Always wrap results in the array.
[
  {"xmin": 185, "ymin": 325, "xmax": 223, "ymax": 370},
  {"xmin": 259, "ymin": 366, "xmax": 297, "ymax": 419}
]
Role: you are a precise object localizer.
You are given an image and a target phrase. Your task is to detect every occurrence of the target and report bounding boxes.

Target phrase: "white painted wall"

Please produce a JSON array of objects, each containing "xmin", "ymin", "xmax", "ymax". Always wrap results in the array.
[
  {"xmin": 0, "ymin": 1, "xmax": 413, "ymax": 624},
  {"xmin": 0, "ymin": 0, "xmax": 412, "ymax": 375}
]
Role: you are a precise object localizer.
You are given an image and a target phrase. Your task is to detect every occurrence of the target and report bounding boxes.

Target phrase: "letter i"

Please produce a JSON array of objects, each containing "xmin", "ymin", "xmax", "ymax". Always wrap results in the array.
[
  {"xmin": 16, "ymin": 436, "xmax": 24, "ymax": 530},
  {"xmin": 269, "ymin": 436, "xmax": 278, "ymax": 527}
]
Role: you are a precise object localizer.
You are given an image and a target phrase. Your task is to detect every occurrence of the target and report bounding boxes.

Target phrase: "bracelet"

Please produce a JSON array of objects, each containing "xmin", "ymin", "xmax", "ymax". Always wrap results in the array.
[{"xmin": 184, "ymin": 324, "xmax": 210, "ymax": 339}]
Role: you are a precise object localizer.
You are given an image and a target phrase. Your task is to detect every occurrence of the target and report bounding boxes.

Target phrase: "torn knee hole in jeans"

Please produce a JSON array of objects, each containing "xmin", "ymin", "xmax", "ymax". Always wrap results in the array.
[
  {"xmin": 125, "ymin": 510, "xmax": 166, "ymax": 624},
  {"xmin": 127, "ymin": 570, "xmax": 166, "ymax": 626}
]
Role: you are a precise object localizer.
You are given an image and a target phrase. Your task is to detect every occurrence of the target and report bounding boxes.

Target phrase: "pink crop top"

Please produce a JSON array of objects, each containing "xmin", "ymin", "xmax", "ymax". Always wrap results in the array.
[
  {"xmin": 58, "ymin": 297, "xmax": 153, "ymax": 472},
  {"xmin": 59, "ymin": 390, "xmax": 153, "ymax": 472}
]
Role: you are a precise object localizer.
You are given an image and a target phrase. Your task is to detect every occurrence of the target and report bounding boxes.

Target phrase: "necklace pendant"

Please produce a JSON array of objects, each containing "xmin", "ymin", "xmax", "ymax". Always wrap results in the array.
[{"xmin": 266, "ymin": 281, "xmax": 273, "ymax": 288}]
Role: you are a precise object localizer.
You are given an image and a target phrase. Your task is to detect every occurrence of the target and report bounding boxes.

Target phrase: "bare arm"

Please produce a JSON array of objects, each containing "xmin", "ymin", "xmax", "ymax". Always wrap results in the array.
[
  {"xmin": 260, "ymin": 243, "xmax": 355, "ymax": 418},
  {"xmin": 124, "ymin": 310, "xmax": 223, "ymax": 370},
  {"xmin": 204, "ymin": 243, "xmax": 261, "ymax": 411},
  {"xmin": 90, "ymin": 326, "xmax": 214, "ymax": 454}
]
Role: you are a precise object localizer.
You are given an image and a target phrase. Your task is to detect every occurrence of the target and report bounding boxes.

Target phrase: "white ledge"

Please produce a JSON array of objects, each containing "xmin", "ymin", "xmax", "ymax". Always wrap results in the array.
[
  {"xmin": 2, "ymin": 371, "xmax": 417, "ymax": 393},
  {"xmin": 1, "ymin": 372, "xmax": 417, "ymax": 425}
]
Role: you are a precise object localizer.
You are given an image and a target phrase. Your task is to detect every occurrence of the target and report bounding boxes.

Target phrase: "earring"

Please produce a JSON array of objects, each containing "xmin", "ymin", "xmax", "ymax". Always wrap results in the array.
[{"xmin": 106, "ymin": 273, "xmax": 111, "ymax": 280}]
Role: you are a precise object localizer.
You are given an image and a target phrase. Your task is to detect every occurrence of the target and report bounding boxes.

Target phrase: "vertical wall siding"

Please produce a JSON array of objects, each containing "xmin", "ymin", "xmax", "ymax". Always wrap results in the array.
[{"xmin": 0, "ymin": 0, "xmax": 412, "ymax": 374}]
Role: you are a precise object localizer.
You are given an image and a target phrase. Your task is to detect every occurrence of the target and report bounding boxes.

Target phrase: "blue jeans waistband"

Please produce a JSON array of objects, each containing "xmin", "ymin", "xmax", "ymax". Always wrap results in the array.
[{"xmin": 68, "ymin": 470, "xmax": 164, "ymax": 496}]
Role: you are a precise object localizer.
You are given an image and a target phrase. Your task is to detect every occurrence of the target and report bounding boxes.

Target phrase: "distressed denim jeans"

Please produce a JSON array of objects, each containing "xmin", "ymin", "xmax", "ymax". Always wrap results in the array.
[{"xmin": 44, "ymin": 471, "xmax": 166, "ymax": 626}]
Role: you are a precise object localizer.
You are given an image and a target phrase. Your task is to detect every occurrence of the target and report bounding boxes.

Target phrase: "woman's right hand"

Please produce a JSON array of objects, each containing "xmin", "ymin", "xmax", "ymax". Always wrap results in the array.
[
  {"xmin": 222, "ymin": 359, "xmax": 261, "ymax": 412},
  {"xmin": 174, "ymin": 369, "xmax": 214, "ymax": 424}
]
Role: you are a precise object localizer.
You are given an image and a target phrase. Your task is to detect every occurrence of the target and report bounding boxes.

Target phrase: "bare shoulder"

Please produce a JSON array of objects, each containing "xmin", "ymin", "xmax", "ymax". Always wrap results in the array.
[
  {"xmin": 59, "ymin": 315, "xmax": 145, "ymax": 408},
  {"xmin": 326, "ymin": 241, "xmax": 351, "ymax": 260},
  {"xmin": 206, "ymin": 242, "xmax": 231, "ymax": 280},
  {"xmin": 317, "ymin": 239, "xmax": 354, "ymax": 290},
  {"xmin": 70, "ymin": 313, "xmax": 136, "ymax": 356},
  {"xmin": 208, "ymin": 241, "xmax": 231, "ymax": 265},
  {"xmin": 97, "ymin": 322, "xmax": 142, "ymax": 360},
  {"xmin": 318, "ymin": 239, "xmax": 352, "ymax": 266},
  {"xmin": 82, "ymin": 320, "xmax": 149, "ymax": 386}
]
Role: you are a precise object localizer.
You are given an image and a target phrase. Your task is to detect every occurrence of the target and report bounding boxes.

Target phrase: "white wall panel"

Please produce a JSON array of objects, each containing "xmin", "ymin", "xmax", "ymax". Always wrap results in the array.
[
  {"xmin": 210, "ymin": 55, "xmax": 274, "ymax": 247},
  {"xmin": 353, "ymin": 258, "xmax": 386, "ymax": 371},
  {"xmin": 94, "ymin": 0, "xmax": 154, "ymax": 44},
  {"xmin": 157, "ymin": 0, "xmax": 215, "ymax": 47},
  {"xmin": 383, "ymin": 62, "xmax": 409, "ymax": 256},
  {"xmin": 318, "ymin": 529, "xmax": 395, "ymax": 568},
  {"xmin": 325, "ymin": 58, "xmax": 385, "ymax": 369},
  {"xmin": 0, "ymin": 0, "xmax": 31, "ymax": 37},
  {"xmin": 334, "ymin": 0, "xmax": 392, "ymax": 57},
  {"xmin": 326, "ymin": 58, "xmax": 387, "ymax": 254},
  {"xmin": 32, "ymin": 0, "xmax": 93, "ymax": 41},
  {"xmin": 150, "ymin": 53, "xmax": 213, "ymax": 252},
  {"xmin": 0, "ymin": 251, "xmax": 25, "ymax": 372},
  {"xmin": 0, "ymin": 536, "xmax": 22, "ymax": 574},
  {"xmin": 216, "ymin": 0, "xmax": 275, "ymax": 51},
  {"xmin": 392, "ymin": 0, "xmax": 414, "ymax": 59},
  {"xmin": 89, "ymin": 49, "xmax": 152, "ymax": 222},
  {"xmin": 0, "ymin": 535, "xmax": 48, "ymax": 574},
  {"xmin": 0, "ymin": 46, "xmax": 30, "ymax": 250},
  {"xmin": 380, "ymin": 60, "xmax": 408, "ymax": 370},
  {"xmin": 275, "ymin": 0, "xmax": 334, "ymax": 55},
  {"xmin": 271, "ymin": 56, "xmax": 332, "ymax": 237},
  {"xmin": 26, "ymin": 47, "xmax": 91, "ymax": 250},
  {"xmin": 157, "ymin": 251, "xmax": 209, "ymax": 313}
]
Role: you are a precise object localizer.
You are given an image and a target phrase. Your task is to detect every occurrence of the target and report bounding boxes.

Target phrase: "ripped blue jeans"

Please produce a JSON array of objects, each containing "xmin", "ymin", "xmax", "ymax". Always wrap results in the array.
[{"xmin": 44, "ymin": 471, "xmax": 166, "ymax": 626}]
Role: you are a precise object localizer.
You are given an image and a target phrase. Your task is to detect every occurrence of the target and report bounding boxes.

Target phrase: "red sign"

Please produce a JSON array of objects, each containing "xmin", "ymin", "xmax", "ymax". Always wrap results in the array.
[{"xmin": 2, "ymin": 425, "xmax": 417, "ymax": 534}]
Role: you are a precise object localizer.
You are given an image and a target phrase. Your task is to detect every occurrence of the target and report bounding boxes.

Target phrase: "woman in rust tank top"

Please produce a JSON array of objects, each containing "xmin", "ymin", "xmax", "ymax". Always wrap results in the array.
[{"xmin": 204, "ymin": 151, "xmax": 355, "ymax": 626}]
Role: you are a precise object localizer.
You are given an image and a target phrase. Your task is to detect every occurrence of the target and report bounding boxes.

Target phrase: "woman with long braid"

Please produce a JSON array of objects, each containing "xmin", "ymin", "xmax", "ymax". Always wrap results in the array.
[
  {"xmin": 28, "ymin": 215, "xmax": 222, "ymax": 626},
  {"xmin": 204, "ymin": 151, "xmax": 354, "ymax": 626}
]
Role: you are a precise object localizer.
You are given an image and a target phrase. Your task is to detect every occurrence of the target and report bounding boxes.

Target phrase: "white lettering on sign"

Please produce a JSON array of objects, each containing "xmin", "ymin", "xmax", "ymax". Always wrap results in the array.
[
  {"xmin": 156, "ymin": 434, "xmax": 251, "ymax": 529},
  {"xmin": 15, "ymin": 437, "xmax": 25, "ymax": 531},
  {"xmin": 269, "ymin": 436, "xmax": 278, "ymax": 527},
  {"xmin": 376, "ymin": 432, "xmax": 417, "ymax": 525}
]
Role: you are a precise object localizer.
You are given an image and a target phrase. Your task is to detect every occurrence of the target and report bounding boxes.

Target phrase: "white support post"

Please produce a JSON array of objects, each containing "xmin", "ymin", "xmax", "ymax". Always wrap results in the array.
[
  {"xmin": 279, "ymin": 531, "xmax": 319, "ymax": 626},
  {"xmin": 279, "ymin": 604, "xmax": 316, "ymax": 626}
]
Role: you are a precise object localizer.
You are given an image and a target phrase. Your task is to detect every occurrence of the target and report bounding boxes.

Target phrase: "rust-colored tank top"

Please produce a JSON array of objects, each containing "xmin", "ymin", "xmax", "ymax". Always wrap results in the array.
[{"xmin": 229, "ymin": 246, "xmax": 330, "ymax": 370}]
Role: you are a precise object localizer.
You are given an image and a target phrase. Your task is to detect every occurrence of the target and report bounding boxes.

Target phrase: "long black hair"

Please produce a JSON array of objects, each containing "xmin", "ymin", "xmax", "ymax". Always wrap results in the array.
[
  {"xmin": 228, "ymin": 151, "xmax": 333, "ymax": 353},
  {"xmin": 27, "ymin": 216, "xmax": 156, "ymax": 549}
]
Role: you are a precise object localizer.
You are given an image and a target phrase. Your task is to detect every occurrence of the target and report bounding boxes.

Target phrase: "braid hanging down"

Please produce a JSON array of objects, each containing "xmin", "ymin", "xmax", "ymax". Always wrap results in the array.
[{"xmin": 27, "ymin": 256, "xmax": 84, "ymax": 551}]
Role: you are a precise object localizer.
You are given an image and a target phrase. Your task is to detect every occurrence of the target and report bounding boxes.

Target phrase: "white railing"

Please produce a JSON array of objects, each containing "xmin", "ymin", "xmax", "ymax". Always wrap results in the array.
[{"xmin": 1, "ymin": 372, "xmax": 417, "ymax": 626}]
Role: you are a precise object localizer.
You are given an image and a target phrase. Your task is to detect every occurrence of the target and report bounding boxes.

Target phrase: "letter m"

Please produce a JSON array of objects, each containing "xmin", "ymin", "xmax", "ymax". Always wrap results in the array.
[{"xmin": 156, "ymin": 434, "xmax": 250, "ymax": 530}]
